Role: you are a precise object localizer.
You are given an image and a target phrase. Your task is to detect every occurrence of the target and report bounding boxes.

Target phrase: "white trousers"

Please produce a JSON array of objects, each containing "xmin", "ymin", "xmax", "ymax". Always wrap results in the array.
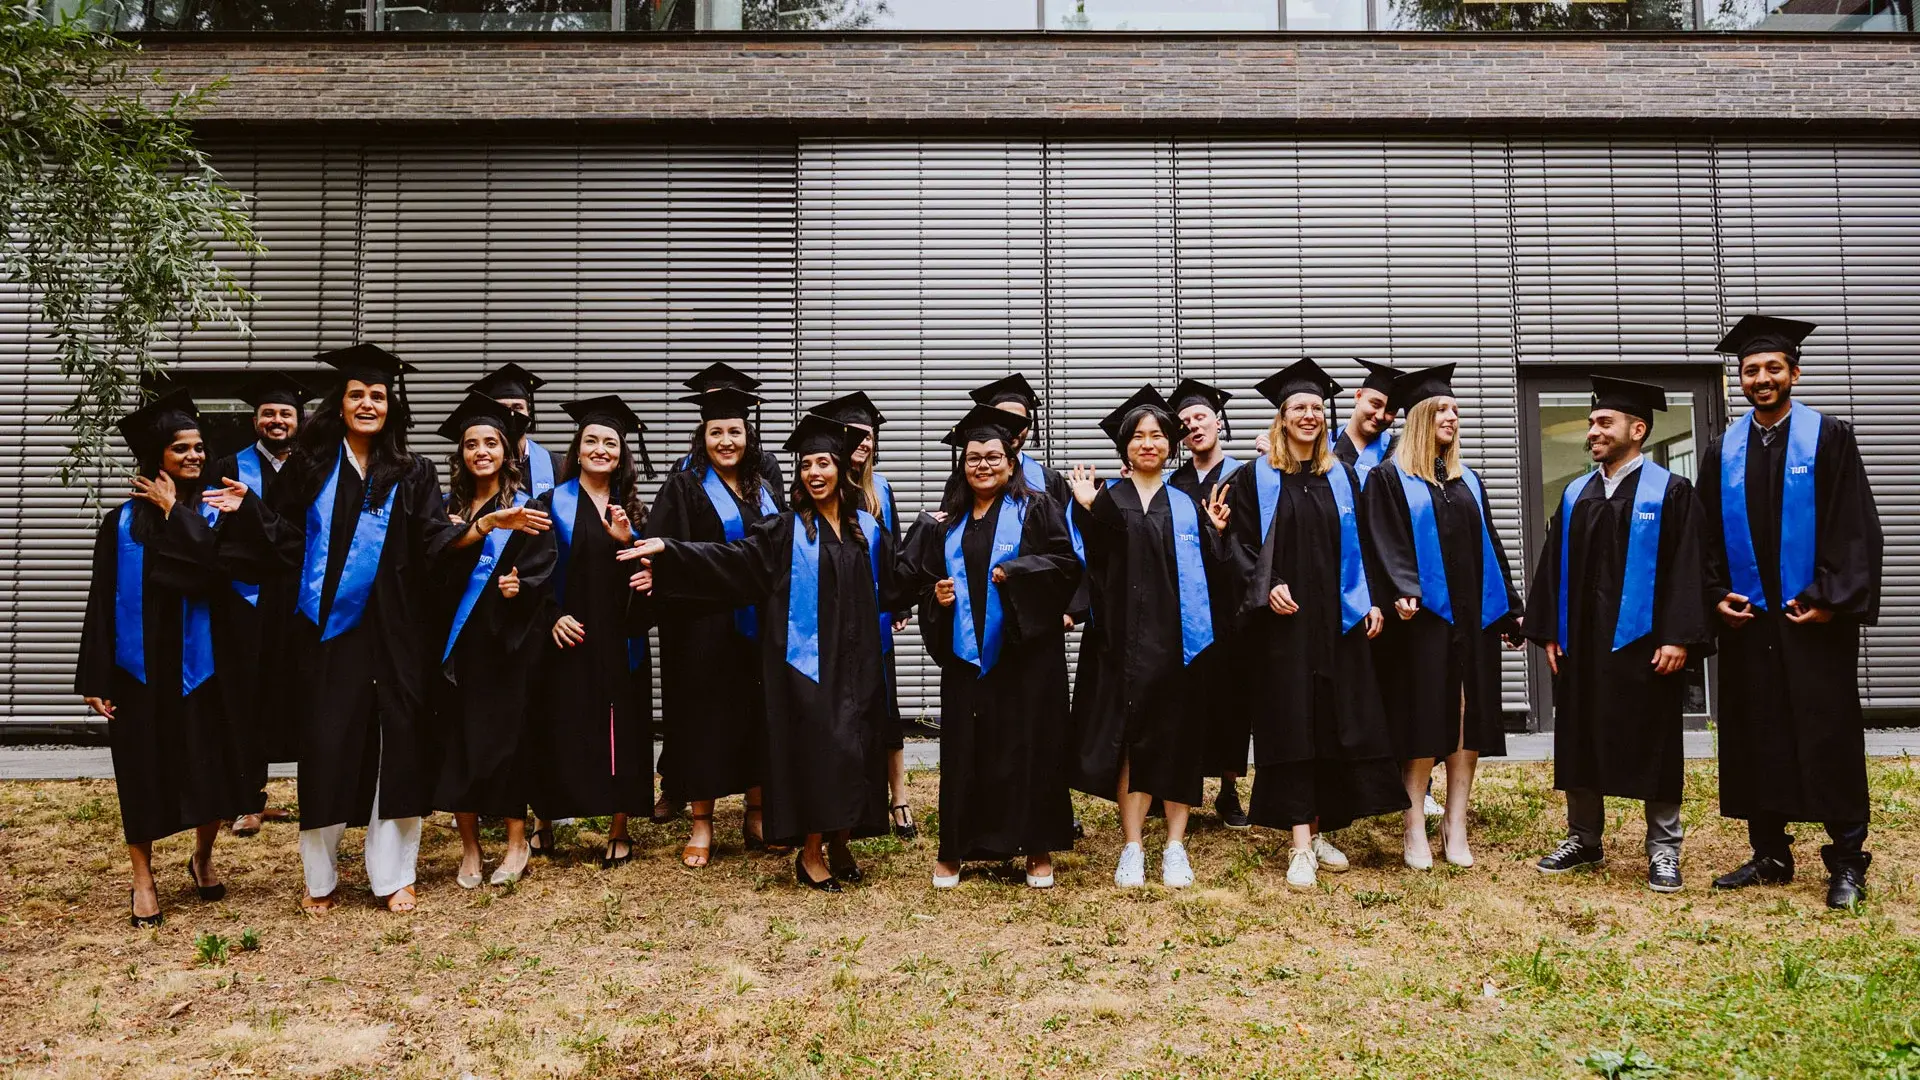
[{"xmin": 300, "ymin": 769, "xmax": 420, "ymax": 898}]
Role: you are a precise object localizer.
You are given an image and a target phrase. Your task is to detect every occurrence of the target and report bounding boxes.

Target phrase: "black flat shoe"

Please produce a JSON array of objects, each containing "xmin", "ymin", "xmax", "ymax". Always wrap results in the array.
[
  {"xmin": 890, "ymin": 804, "xmax": 918, "ymax": 843},
  {"xmin": 528, "ymin": 824, "xmax": 554, "ymax": 858},
  {"xmin": 601, "ymin": 837, "xmax": 633, "ymax": 870},
  {"xmin": 794, "ymin": 851, "xmax": 842, "ymax": 893},
  {"xmin": 1215, "ymin": 779, "xmax": 1250, "ymax": 830},
  {"xmin": 129, "ymin": 888, "xmax": 162, "ymax": 929},
  {"xmin": 829, "ymin": 851, "xmax": 864, "ymax": 885},
  {"xmin": 1824, "ymin": 845, "xmax": 1870, "ymax": 910},
  {"xmin": 185, "ymin": 856, "xmax": 226, "ymax": 902},
  {"xmin": 1712, "ymin": 854, "xmax": 1793, "ymax": 890},
  {"xmin": 743, "ymin": 802, "xmax": 768, "ymax": 852}
]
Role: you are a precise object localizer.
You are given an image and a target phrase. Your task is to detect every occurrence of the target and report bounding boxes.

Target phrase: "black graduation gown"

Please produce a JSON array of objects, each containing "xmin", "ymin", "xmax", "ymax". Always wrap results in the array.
[
  {"xmin": 646, "ymin": 467, "xmax": 780, "ymax": 804},
  {"xmin": 1522, "ymin": 463, "xmax": 1713, "ymax": 804},
  {"xmin": 1170, "ymin": 456, "xmax": 1252, "ymax": 776},
  {"xmin": 77, "ymin": 499, "xmax": 255, "ymax": 844},
  {"xmin": 1698, "ymin": 411, "xmax": 1881, "ymax": 824},
  {"xmin": 524, "ymin": 488, "xmax": 654, "ymax": 819},
  {"xmin": 1067, "ymin": 480, "xmax": 1241, "ymax": 807},
  {"xmin": 1224, "ymin": 462, "xmax": 1408, "ymax": 830},
  {"xmin": 902, "ymin": 493, "xmax": 1082, "ymax": 862},
  {"xmin": 208, "ymin": 446, "xmax": 297, "ymax": 777},
  {"xmin": 872, "ymin": 477, "xmax": 907, "ymax": 748},
  {"xmin": 426, "ymin": 493, "xmax": 557, "ymax": 817},
  {"xmin": 218, "ymin": 452, "xmax": 454, "ymax": 828},
  {"xmin": 651, "ymin": 511, "xmax": 912, "ymax": 841},
  {"xmin": 518, "ymin": 440, "xmax": 567, "ymax": 491},
  {"xmin": 1364, "ymin": 462, "xmax": 1524, "ymax": 760}
]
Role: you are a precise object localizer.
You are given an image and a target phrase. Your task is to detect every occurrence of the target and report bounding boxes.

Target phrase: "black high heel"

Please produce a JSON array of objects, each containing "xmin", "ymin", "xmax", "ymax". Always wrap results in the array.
[
  {"xmin": 743, "ymin": 802, "xmax": 768, "ymax": 853},
  {"xmin": 794, "ymin": 851, "xmax": 841, "ymax": 893},
  {"xmin": 890, "ymin": 804, "xmax": 918, "ymax": 843},
  {"xmin": 601, "ymin": 836, "xmax": 633, "ymax": 870},
  {"xmin": 128, "ymin": 888, "xmax": 163, "ymax": 928},
  {"xmin": 828, "ymin": 844, "xmax": 864, "ymax": 885},
  {"xmin": 528, "ymin": 823, "xmax": 554, "ymax": 858},
  {"xmin": 185, "ymin": 856, "xmax": 226, "ymax": 902}
]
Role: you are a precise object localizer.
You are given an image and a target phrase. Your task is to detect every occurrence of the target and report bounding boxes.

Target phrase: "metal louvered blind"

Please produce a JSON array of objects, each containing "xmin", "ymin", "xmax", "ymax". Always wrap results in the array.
[{"xmin": 1714, "ymin": 140, "xmax": 1920, "ymax": 703}]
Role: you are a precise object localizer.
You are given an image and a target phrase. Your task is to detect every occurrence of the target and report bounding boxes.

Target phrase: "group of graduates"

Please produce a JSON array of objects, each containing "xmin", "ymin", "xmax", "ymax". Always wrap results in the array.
[{"xmin": 83, "ymin": 312, "xmax": 1882, "ymax": 926}]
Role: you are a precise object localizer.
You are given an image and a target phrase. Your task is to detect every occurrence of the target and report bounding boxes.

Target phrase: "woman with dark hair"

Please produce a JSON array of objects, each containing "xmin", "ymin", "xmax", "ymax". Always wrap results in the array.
[
  {"xmin": 808, "ymin": 392, "xmax": 917, "ymax": 841},
  {"xmin": 429, "ymin": 393, "xmax": 556, "ymax": 888},
  {"xmin": 78, "ymin": 391, "xmax": 254, "ymax": 926},
  {"xmin": 903, "ymin": 404, "xmax": 1081, "ymax": 889},
  {"xmin": 626, "ymin": 413, "xmax": 913, "ymax": 891},
  {"xmin": 1225, "ymin": 360, "xmax": 1406, "ymax": 891},
  {"xmin": 644, "ymin": 385, "xmax": 781, "ymax": 868},
  {"xmin": 215, "ymin": 344, "xmax": 462, "ymax": 916},
  {"xmin": 1065, "ymin": 386, "xmax": 1236, "ymax": 890},
  {"xmin": 523, "ymin": 395, "xmax": 654, "ymax": 868}
]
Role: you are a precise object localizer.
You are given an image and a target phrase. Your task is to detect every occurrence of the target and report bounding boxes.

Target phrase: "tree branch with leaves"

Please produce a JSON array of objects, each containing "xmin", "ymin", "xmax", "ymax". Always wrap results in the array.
[{"xmin": 1, "ymin": 1, "xmax": 257, "ymax": 492}]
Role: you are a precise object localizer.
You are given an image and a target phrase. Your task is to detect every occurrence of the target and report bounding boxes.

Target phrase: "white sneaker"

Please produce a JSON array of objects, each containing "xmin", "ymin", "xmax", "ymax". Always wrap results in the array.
[
  {"xmin": 1311, "ymin": 834, "xmax": 1350, "ymax": 873},
  {"xmin": 1114, "ymin": 842, "xmax": 1146, "ymax": 888},
  {"xmin": 1286, "ymin": 848, "xmax": 1317, "ymax": 890},
  {"xmin": 1424, "ymin": 793, "xmax": 1444, "ymax": 817},
  {"xmin": 1161, "ymin": 841, "xmax": 1194, "ymax": 888}
]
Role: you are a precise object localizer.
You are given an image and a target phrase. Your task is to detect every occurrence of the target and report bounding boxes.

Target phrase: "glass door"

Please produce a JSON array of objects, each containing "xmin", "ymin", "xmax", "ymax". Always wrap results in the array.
[{"xmin": 1516, "ymin": 365, "xmax": 1726, "ymax": 730}]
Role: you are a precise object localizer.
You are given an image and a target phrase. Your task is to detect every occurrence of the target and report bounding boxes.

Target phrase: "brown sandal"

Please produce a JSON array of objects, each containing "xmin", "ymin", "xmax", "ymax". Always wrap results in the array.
[
  {"xmin": 385, "ymin": 884, "xmax": 417, "ymax": 913},
  {"xmin": 682, "ymin": 813, "xmax": 715, "ymax": 869},
  {"xmin": 300, "ymin": 891, "xmax": 337, "ymax": 917}
]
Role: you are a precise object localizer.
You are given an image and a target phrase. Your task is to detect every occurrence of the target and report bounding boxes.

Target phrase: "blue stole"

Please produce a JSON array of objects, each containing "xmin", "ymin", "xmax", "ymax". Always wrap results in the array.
[
  {"xmin": 948, "ymin": 493, "xmax": 1028, "ymax": 676},
  {"xmin": 702, "ymin": 466, "xmax": 778, "ymax": 640},
  {"xmin": 230, "ymin": 448, "xmax": 265, "ymax": 606},
  {"xmin": 522, "ymin": 438, "xmax": 555, "ymax": 497},
  {"xmin": 1216, "ymin": 456, "xmax": 1243, "ymax": 481},
  {"xmin": 298, "ymin": 448, "xmax": 396, "ymax": 642},
  {"xmin": 1255, "ymin": 457, "xmax": 1369, "ymax": 632},
  {"xmin": 1067, "ymin": 476, "xmax": 1119, "ymax": 565},
  {"xmin": 1721, "ymin": 400, "xmax": 1821, "ymax": 611},
  {"xmin": 1353, "ymin": 431, "xmax": 1392, "ymax": 486},
  {"xmin": 1165, "ymin": 484, "xmax": 1216, "ymax": 665},
  {"xmin": 553, "ymin": 478, "xmax": 646, "ymax": 672},
  {"xmin": 442, "ymin": 490, "xmax": 529, "ymax": 662},
  {"xmin": 1395, "ymin": 466, "xmax": 1511, "ymax": 629},
  {"xmin": 1556, "ymin": 459, "xmax": 1670, "ymax": 652},
  {"xmin": 873, "ymin": 471, "xmax": 897, "ymax": 653},
  {"xmin": 1019, "ymin": 452, "xmax": 1048, "ymax": 494},
  {"xmin": 786, "ymin": 509, "xmax": 883, "ymax": 683},
  {"xmin": 115, "ymin": 502, "xmax": 215, "ymax": 694}
]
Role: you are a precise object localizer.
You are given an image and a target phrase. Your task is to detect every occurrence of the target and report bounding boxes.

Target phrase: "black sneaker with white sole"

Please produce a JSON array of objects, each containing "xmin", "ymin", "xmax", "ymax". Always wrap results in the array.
[
  {"xmin": 1648, "ymin": 849, "xmax": 1682, "ymax": 893},
  {"xmin": 1536, "ymin": 838, "xmax": 1605, "ymax": 874}
]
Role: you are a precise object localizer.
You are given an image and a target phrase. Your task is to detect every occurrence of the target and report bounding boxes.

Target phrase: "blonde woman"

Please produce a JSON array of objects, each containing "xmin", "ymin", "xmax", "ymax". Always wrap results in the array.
[
  {"xmin": 1225, "ymin": 359, "xmax": 1407, "ymax": 890},
  {"xmin": 1361, "ymin": 365, "xmax": 1523, "ymax": 871}
]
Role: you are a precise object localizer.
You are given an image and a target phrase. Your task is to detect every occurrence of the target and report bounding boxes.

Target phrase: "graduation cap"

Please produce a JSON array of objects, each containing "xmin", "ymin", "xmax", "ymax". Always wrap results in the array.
[
  {"xmin": 682, "ymin": 362, "xmax": 763, "ymax": 395},
  {"xmin": 117, "ymin": 388, "xmax": 201, "ymax": 464},
  {"xmin": 969, "ymin": 373, "xmax": 1040, "ymax": 412},
  {"xmin": 1386, "ymin": 364, "xmax": 1458, "ymax": 415},
  {"xmin": 1099, "ymin": 384, "xmax": 1176, "ymax": 451},
  {"xmin": 941, "ymin": 403, "xmax": 1030, "ymax": 450},
  {"xmin": 1356, "ymin": 359, "xmax": 1405, "ymax": 397},
  {"xmin": 784, "ymin": 412, "xmax": 866, "ymax": 460},
  {"xmin": 1715, "ymin": 315, "xmax": 1818, "ymax": 364},
  {"xmin": 1255, "ymin": 359, "xmax": 1343, "ymax": 409},
  {"xmin": 680, "ymin": 385, "xmax": 763, "ymax": 423},
  {"xmin": 467, "ymin": 363, "xmax": 546, "ymax": 403},
  {"xmin": 1589, "ymin": 374, "xmax": 1670, "ymax": 422},
  {"xmin": 316, "ymin": 342, "xmax": 414, "ymax": 386},
  {"xmin": 237, "ymin": 372, "xmax": 308, "ymax": 411},
  {"xmin": 809, "ymin": 390, "xmax": 887, "ymax": 431},
  {"xmin": 1169, "ymin": 377, "xmax": 1233, "ymax": 440},
  {"xmin": 563, "ymin": 394, "xmax": 654, "ymax": 478},
  {"xmin": 436, "ymin": 392, "xmax": 529, "ymax": 446}
]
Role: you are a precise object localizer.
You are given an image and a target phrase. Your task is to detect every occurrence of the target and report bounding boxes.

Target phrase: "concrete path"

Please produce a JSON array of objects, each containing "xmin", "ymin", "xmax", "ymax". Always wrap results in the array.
[{"xmin": 3, "ymin": 732, "xmax": 1916, "ymax": 781}]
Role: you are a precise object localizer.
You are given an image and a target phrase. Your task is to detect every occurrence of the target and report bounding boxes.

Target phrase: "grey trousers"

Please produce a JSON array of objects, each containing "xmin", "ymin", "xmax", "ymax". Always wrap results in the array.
[{"xmin": 1566, "ymin": 788, "xmax": 1682, "ymax": 858}]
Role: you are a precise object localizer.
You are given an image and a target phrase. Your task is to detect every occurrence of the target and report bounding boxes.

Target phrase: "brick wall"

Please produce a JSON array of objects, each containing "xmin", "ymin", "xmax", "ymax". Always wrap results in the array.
[{"xmin": 126, "ymin": 33, "xmax": 1920, "ymax": 128}]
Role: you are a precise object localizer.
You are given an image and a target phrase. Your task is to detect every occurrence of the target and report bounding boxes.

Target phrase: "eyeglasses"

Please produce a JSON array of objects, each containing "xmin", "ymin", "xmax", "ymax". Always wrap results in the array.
[
  {"xmin": 1284, "ymin": 404, "xmax": 1325, "ymax": 417},
  {"xmin": 964, "ymin": 453, "xmax": 1008, "ymax": 469}
]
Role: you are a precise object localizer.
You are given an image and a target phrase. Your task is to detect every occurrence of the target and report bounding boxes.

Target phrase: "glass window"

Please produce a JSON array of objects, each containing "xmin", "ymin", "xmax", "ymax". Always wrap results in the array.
[
  {"xmin": 93, "ymin": 0, "xmax": 366, "ymax": 30},
  {"xmin": 1378, "ymin": 0, "xmax": 1694, "ymax": 31},
  {"xmin": 1044, "ymin": 0, "xmax": 1278, "ymax": 29},
  {"xmin": 1286, "ymin": 0, "xmax": 1365, "ymax": 29},
  {"xmin": 1706, "ymin": 0, "xmax": 1912, "ymax": 30},
  {"xmin": 381, "ymin": 1, "xmax": 615, "ymax": 31}
]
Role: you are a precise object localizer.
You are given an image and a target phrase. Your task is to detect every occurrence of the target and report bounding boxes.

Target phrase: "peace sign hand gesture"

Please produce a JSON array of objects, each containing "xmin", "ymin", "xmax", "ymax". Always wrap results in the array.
[{"xmin": 1203, "ymin": 482, "xmax": 1232, "ymax": 533}]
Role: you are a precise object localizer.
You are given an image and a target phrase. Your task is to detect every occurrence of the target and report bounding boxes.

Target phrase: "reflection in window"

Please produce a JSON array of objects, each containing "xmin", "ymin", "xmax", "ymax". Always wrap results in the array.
[
  {"xmin": 1380, "ymin": 0, "xmax": 1693, "ymax": 30},
  {"xmin": 381, "ymin": 1, "xmax": 615, "ymax": 31},
  {"xmin": 1707, "ymin": 0, "xmax": 1911, "ymax": 29},
  {"xmin": 863, "ymin": 0, "xmax": 1033, "ymax": 28},
  {"xmin": 95, "ymin": 0, "xmax": 365, "ymax": 30},
  {"xmin": 1045, "ymin": 0, "xmax": 1278, "ymax": 29},
  {"xmin": 1287, "ymin": 0, "xmax": 1366, "ymax": 30}
]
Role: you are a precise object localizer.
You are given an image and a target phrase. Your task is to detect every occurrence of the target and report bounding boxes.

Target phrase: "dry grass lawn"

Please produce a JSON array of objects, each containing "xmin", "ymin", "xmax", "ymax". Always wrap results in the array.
[{"xmin": 2, "ymin": 758, "xmax": 1919, "ymax": 1079}]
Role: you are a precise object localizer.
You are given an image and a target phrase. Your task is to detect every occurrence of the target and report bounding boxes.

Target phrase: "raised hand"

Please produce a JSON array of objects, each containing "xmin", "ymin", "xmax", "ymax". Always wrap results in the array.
[
  {"xmin": 933, "ymin": 579, "xmax": 957, "ymax": 608},
  {"xmin": 616, "ymin": 537, "xmax": 666, "ymax": 562},
  {"xmin": 201, "ymin": 477, "xmax": 247, "ymax": 515},
  {"xmin": 606, "ymin": 505, "xmax": 634, "ymax": 545},
  {"xmin": 131, "ymin": 471, "xmax": 178, "ymax": 516},
  {"xmin": 1204, "ymin": 482, "xmax": 1232, "ymax": 532},
  {"xmin": 1254, "ymin": 431, "xmax": 1272, "ymax": 456},
  {"xmin": 487, "ymin": 504, "xmax": 552, "ymax": 536},
  {"xmin": 552, "ymin": 614, "xmax": 586, "ymax": 648},
  {"xmin": 1068, "ymin": 464, "xmax": 1100, "ymax": 509},
  {"xmin": 496, "ymin": 568, "xmax": 521, "ymax": 598}
]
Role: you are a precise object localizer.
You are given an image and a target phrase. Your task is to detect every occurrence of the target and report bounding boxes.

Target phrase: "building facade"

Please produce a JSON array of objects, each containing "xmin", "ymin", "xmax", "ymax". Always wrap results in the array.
[{"xmin": 2, "ymin": 17, "xmax": 1918, "ymax": 733}]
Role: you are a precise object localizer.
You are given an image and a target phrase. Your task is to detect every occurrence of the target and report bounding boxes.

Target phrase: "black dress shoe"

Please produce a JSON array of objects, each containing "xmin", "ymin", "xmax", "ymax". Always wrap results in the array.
[
  {"xmin": 1536, "ymin": 839, "xmax": 1605, "ymax": 874},
  {"xmin": 1215, "ymin": 780, "xmax": 1250, "ymax": 830},
  {"xmin": 1713, "ymin": 854, "xmax": 1793, "ymax": 890},
  {"xmin": 185, "ymin": 856, "xmax": 226, "ymax": 902},
  {"xmin": 1648, "ymin": 850, "xmax": 1683, "ymax": 894},
  {"xmin": 794, "ymin": 851, "xmax": 842, "ymax": 893},
  {"xmin": 128, "ymin": 888, "xmax": 163, "ymax": 929},
  {"xmin": 890, "ymin": 804, "xmax": 918, "ymax": 843},
  {"xmin": 1823, "ymin": 845, "xmax": 1871, "ymax": 910}
]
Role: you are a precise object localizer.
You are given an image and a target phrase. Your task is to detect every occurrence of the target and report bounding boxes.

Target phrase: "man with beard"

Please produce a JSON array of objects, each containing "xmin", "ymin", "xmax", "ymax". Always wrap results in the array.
[
  {"xmin": 1332, "ymin": 359, "xmax": 1404, "ymax": 485},
  {"xmin": 209, "ymin": 372, "xmax": 306, "ymax": 837},
  {"xmin": 1523, "ymin": 375, "xmax": 1712, "ymax": 894},
  {"xmin": 1699, "ymin": 316, "xmax": 1882, "ymax": 909}
]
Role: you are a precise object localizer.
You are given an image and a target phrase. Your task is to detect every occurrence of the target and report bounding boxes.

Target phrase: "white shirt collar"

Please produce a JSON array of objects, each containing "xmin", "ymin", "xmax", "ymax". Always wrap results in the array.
[
  {"xmin": 341, "ymin": 439, "xmax": 367, "ymax": 479},
  {"xmin": 254, "ymin": 441, "xmax": 288, "ymax": 471},
  {"xmin": 1600, "ymin": 454, "xmax": 1644, "ymax": 498}
]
